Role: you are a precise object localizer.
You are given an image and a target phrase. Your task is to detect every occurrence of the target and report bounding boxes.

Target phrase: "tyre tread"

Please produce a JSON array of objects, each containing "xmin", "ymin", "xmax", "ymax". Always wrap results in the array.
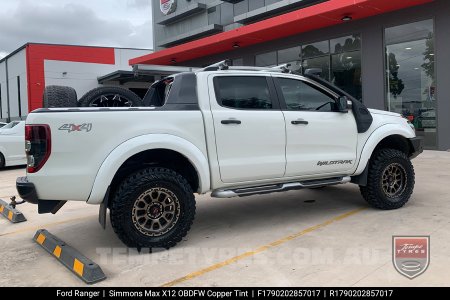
[
  {"xmin": 360, "ymin": 149, "xmax": 415, "ymax": 210},
  {"xmin": 110, "ymin": 167, "xmax": 195, "ymax": 249}
]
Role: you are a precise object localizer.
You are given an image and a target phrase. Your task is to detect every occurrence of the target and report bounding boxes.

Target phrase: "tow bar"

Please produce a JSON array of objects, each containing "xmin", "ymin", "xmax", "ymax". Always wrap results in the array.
[{"xmin": 0, "ymin": 196, "xmax": 27, "ymax": 223}]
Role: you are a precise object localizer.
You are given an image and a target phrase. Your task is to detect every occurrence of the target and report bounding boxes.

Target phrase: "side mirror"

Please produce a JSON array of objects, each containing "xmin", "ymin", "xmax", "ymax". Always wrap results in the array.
[{"xmin": 337, "ymin": 96, "xmax": 349, "ymax": 113}]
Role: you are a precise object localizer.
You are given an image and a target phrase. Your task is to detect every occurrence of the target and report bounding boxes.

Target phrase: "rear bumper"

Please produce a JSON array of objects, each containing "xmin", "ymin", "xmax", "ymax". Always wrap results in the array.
[
  {"xmin": 16, "ymin": 176, "xmax": 66, "ymax": 214},
  {"xmin": 16, "ymin": 176, "xmax": 38, "ymax": 204},
  {"xmin": 409, "ymin": 137, "xmax": 424, "ymax": 159}
]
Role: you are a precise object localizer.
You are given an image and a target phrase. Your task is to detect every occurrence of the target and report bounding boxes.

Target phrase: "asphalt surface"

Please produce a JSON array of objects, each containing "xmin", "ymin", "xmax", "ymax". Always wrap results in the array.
[{"xmin": 0, "ymin": 150, "xmax": 449, "ymax": 287}]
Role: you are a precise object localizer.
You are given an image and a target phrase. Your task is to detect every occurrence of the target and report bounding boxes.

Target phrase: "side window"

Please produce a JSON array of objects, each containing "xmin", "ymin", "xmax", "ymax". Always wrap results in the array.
[
  {"xmin": 276, "ymin": 78, "xmax": 336, "ymax": 112},
  {"xmin": 214, "ymin": 76, "xmax": 273, "ymax": 109}
]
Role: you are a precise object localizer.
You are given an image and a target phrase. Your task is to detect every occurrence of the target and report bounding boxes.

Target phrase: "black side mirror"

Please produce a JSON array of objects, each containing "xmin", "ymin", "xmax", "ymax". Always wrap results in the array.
[{"xmin": 337, "ymin": 96, "xmax": 349, "ymax": 113}]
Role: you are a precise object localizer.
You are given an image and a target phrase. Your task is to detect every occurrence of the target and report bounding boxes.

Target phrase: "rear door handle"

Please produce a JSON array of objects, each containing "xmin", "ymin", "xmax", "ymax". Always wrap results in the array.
[
  {"xmin": 291, "ymin": 119, "xmax": 309, "ymax": 125},
  {"xmin": 221, "ymin": 119, "xmax": 242, "ymax": 125}
]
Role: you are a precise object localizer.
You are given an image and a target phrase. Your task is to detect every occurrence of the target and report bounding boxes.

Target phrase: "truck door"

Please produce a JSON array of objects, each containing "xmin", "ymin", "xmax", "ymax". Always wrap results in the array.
[
  {"xmin": 273, "ymin": 75, "xmax": 358, "ymax": 177},
  {"xmin": 209, "ymin": 75, "xmax": 286, "ymax": 183}
]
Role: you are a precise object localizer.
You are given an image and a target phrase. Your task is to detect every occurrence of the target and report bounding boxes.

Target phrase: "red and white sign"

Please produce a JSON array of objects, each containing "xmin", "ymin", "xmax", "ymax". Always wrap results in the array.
[
  {"xmin": 393, "ymin": 236, "xmax": 430, "ymax": 279},
  {"xmin": 160, "ymin": 0, "xmax": 177, "ymax": 15}
]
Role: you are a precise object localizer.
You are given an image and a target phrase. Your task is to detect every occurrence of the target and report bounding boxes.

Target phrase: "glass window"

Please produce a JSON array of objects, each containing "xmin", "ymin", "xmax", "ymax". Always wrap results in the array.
[
  {"xmin": 302, "ymin": 40, "xmax": 329, "ymax": 58},
  {"xmin": 253, "ymin": 34, "xmax": 362, "ymax": 101},
  {"xmin": 302, "ymin": 56, "xmax": 330, "ymax": 81},
  {"xmin": 232, "ymin": 58, "xmax": 244, "ymax": 66},
  {"xmin": 255, "ymin": 51, "xmax": 277, "ymax": 67},
  {"xmin": 277, "ymin": 78, "xmax": 335, "ymax": 112},
  {"xmin": 331, "ymin": 35, "xmax": 361, "ymax": 54},
  {"xmin": 278, "ymin": 47, "xmax": 301, "ymax": 63},
  {"xmin": 278, "ymin": 46, "xmax": 302, "ymax": 73},
  {"xmin": 214, "ymin": 76, "xmax": 273, "ymax": 110},
  {"xmin": 385, "ymin": 19, "xmax": 436, "ymax": 148},
  {"xmin": 331, "ymin": 51, "xmax": 362, "ymax": 101}
]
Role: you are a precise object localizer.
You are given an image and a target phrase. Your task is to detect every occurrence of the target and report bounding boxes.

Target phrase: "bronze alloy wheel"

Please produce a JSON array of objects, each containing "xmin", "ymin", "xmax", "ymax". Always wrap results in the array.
[
  {"xmin": 132, "ymin": 187, "xmax": 181, "ymax": 237},
  {"xmin": 381, "ymin": 163, "xmax": 407, "ymax": 199}
]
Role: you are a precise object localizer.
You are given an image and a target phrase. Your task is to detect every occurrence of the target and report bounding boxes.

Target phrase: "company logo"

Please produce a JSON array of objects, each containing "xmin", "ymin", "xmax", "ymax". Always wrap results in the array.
[
  {"xmin": 393, "ymin": 236, "xmax": 430, "ymax": 279},
  {"xmin": 160, "ymin": 0, "xmax": 177, "ymax": 15},
  {"xmin": 59, "ymin": 123, "xmax": 92, "ymax": 133},
  {"xmin": 317, "ymin": 160, "xmax": 353, "ymax": 166}
]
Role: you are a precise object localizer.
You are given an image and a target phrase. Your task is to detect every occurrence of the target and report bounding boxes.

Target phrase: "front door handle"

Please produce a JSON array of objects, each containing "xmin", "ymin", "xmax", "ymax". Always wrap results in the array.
[
  {"xmin": 221, "ymin": 119, "xmax": 242, "ymax": 125},
  {"xmin": 291, "ymin": 119, "xmax": 309, "ymax": 125}
]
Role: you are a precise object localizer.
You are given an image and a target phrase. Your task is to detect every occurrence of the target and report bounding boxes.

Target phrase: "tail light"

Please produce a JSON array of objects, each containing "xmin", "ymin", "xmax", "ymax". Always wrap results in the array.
[{"xmin": 25, "ymin": 124, "xmax": 51, "ymax": 173}]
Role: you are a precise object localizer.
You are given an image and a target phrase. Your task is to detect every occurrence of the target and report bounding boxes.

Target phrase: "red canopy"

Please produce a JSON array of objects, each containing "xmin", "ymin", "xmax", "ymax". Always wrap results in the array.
[{"xmin": 130, "ymin": 0, "xmax": 432, "ymax": 66}]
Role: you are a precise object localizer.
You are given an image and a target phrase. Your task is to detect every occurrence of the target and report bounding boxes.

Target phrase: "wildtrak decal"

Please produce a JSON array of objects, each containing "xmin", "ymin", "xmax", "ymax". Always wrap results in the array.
[{"xmin": 317, "ymin": 160, "xmax": 353, "ymax": 166}]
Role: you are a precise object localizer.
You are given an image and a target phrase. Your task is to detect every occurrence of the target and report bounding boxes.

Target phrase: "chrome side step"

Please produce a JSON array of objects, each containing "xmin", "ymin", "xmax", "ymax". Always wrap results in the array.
[{"xmin": 211, "ymin": 176, "xmax": 351, "ymax": 198}]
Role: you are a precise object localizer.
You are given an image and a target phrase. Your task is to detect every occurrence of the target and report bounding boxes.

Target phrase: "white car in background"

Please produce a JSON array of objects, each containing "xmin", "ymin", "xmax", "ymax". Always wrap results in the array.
[
  {"xmin": 0, "ymin": 121, "xmax": 26, "ymax": 168},
  {"xmin": 0, "ymin": 122, "xmax": 7, "ymax": 128}
]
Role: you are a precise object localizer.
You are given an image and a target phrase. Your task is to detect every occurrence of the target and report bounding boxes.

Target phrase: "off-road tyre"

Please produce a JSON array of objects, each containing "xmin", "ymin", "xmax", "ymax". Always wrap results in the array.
[
  {"xmin": 78, "ymin": 86, "xmax": 143, "ymax": 107},
  {"xmin": 360, "ymin": 149, "xmax": 415, "ymax": 210},
  {"xmin": 110, "ymin": 167, "xmax": 196, "ymax": 250},
  {"xmin": 42, "ymin": 85, "xmax": 78, "ymax": 108}
]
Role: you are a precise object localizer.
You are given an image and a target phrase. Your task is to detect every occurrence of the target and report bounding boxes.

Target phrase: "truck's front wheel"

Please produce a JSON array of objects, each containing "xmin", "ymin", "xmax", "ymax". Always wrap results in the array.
[
  {"xmin": 360, "ymin": 149, "xmax": 415, "ymax": 210},
  {"xmin": 110, "ymin": 168, "xmax": 196, "ymax": 250}
]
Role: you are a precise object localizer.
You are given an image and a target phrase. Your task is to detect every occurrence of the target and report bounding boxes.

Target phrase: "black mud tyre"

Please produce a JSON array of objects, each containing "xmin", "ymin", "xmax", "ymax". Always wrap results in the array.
[
  {"xmin": 360, "ymin": 149, "xmax": 415, "ymax": 210},
  {"xmin": 42, "ymin": 85, "xmax": 78, "ymax": 108},
  {"xmin": 110, "ymin": 167, "xmax": 196, "ymax": 250},
  {"xmin": 78, "ymin": 86, "xmax": 143, "ymax": 107}
]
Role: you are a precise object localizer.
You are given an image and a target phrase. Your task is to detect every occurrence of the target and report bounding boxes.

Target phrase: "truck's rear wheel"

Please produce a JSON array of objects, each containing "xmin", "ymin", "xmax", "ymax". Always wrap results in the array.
[
  {"xmin": 78, "ymin": 86, "xmax": 143, "ymax": 107},
  {"xmin": 360, "ymin": 149, "xmax": 415, "ymax": 210},
  {"xmin": 42, "ymin": 85, "xmax": 78, "ymax": 108},
  {"xmin": 110, "ymin": 167, "xmax": 196, "ymax": 249}
]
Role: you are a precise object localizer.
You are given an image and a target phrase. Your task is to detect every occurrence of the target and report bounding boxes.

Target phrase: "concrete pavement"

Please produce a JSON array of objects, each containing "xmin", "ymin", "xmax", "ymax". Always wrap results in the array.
[{"xmin": 0, "ymin": 150, "xmax": 449, "ymax": 287}]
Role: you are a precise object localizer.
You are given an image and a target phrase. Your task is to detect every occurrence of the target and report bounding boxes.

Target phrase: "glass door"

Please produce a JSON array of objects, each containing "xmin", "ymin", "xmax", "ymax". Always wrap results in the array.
[{"xmin": 385, "ymin": 20, "xmax": 436, "ymax": 148}]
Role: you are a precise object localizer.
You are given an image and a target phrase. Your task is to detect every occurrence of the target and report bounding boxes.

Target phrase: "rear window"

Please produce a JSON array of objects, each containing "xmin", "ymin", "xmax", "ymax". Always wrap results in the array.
[{"xmin": 214, "ymin": 76, "xmax": 273, "ymax": 110}]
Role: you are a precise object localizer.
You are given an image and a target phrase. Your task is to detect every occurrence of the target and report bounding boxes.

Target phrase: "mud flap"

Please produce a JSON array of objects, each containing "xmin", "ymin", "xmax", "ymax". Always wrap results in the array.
[{"xmin": 98, "ymin": 186, "xmax": 110, "ymax": 229}]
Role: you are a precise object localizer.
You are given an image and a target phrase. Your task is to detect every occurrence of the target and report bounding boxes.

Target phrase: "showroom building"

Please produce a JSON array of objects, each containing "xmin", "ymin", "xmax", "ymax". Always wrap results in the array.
[
  {"xmin": 0, "ymin": 43, "xmax": 152, "ymax": 123},
  {"xmin": 131, "ymin": 0, "xmax": 449, "ymax": 150}
]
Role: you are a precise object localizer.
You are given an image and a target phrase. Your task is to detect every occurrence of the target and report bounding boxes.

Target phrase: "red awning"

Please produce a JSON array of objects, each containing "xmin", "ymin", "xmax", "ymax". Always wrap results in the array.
[{"xmin": 130, "ymin": 0, "xmax": 433, "ymax": 66}]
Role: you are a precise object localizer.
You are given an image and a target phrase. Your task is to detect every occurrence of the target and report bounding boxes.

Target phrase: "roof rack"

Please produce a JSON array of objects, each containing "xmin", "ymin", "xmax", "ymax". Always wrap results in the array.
[
  {"xmin": 271, "ymin": 63, "xmax": 292, "ymax": 73},
  {"xmin": 202, "ymin": 60, "xmax": 232, "ymax": 71},
  {"xmin": 201, "ymin": 60, "xmax": 293, "ymax": 73}
]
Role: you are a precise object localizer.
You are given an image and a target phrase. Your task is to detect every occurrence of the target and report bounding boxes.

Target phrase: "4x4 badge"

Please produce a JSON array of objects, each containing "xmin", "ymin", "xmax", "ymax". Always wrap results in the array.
[{"xmin": 59, "ymin": 123, "xmax": 92, "ymax": 133}]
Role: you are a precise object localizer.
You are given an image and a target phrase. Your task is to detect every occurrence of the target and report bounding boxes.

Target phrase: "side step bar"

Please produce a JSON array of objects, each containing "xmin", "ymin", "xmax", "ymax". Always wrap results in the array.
[{"xmin": 211, "ymin": 176, "xmax": 351, "ymax": 198}]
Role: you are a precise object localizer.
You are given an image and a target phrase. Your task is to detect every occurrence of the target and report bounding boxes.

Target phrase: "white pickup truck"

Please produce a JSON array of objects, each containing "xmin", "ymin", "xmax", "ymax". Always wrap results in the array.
[{"xmin": 17, "ymin": 62, "xmax": 423, "ymax": 250}]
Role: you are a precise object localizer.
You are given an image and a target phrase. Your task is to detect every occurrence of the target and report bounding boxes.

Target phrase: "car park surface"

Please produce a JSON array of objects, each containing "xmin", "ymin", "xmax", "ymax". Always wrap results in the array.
[{"xmin": 1, "ymin": 150, "xmax": 449, "ymax": 287}]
